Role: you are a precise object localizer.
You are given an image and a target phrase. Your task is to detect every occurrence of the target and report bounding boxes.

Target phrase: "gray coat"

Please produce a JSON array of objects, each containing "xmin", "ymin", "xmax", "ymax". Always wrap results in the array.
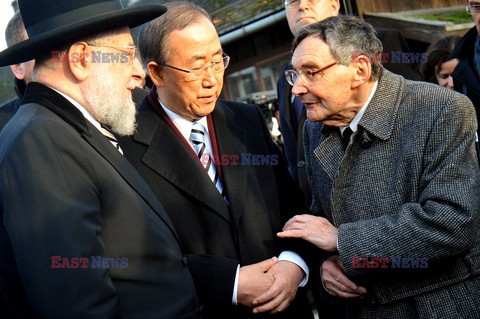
[{"xmin": 304, "ymin": 70, "xmax": 480, "ymax": 317}]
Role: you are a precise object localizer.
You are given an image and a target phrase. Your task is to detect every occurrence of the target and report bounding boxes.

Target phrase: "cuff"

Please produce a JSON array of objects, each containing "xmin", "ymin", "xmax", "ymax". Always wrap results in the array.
[
  {"xmin": 232, "ymin": 264, "xmax": 240, "ymax": 305},
  {"xmin": 278, "ymin": 250, "xmax": 309, "ymax": 287}
]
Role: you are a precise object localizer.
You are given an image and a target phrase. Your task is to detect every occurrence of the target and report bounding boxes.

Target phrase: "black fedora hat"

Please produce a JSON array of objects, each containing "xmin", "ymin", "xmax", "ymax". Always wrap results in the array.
[{"xmin": 0, "ymin": 0, "xmax": 167, "ymax": 67}]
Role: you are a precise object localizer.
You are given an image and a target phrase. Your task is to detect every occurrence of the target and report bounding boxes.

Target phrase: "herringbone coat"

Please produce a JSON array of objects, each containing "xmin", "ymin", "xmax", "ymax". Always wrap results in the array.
[{"xmin": 304, "ymin": 70, "xmax": 480, "ymax": 318}]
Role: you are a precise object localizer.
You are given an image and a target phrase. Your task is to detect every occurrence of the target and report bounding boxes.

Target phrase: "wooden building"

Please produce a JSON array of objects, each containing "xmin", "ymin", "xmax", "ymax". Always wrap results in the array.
[{"xmin": 216, "ymin": 0, "xmax": 473, "ymax": 102}]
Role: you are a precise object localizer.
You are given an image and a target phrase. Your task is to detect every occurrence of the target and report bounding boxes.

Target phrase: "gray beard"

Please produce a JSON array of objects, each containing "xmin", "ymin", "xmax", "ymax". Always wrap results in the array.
[{"xmin": 84, "ymin": 69, "xmax": 137, "ymax": 136}]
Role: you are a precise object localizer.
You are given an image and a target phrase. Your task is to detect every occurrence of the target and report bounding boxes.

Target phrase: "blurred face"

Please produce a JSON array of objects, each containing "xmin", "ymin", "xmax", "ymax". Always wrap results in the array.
[
  {"xmin": 157, "ymin": 17, "xmax": 224, "ymax": 121},
  {"xmin": 435, "ymin": 58, "xmax": 459, "ymax": 90},
  {"xmin": 285, "ymin": 0, "xmax": 340, "ymax": 35},
  {"xmin": 83, "ymin": 28, "xmax": 138, "ymax": 135},
  {"xmin": 290, "ymin": 36, "xmax": 359, "ymax": 125},
  {"xmin": 468, "ymin": 0, "xmax": 480, "ymax": 33}
]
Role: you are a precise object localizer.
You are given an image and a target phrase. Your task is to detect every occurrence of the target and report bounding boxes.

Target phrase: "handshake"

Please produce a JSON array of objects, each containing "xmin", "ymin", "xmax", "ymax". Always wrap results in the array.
[{"xmin": 237, "ymin": 257, "xmax": 305, "ymax": 314}]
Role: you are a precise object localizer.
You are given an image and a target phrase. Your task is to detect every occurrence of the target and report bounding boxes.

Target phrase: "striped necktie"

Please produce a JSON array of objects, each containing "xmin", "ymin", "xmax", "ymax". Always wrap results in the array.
[
  {"xmin": 99, "ymin": 125, "xmax": 123, "ymax": 155},
  {"xmin": 190, "ymin": 121, "xmax": 227, "ymax": 201}
]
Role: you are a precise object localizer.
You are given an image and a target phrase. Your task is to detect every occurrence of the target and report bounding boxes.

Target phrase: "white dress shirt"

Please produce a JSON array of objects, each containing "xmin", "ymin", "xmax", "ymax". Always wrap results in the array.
[{"xmin": 339, "ymin": 81, "xmax": 378, "ymax": 137}]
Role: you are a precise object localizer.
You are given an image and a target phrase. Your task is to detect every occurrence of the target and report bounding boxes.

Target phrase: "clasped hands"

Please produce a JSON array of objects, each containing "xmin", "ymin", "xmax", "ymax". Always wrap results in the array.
[
  {"xmin": 237, "ymin": 257, "xmax": 304, "ymax": 314},
  {"xmin": 277, "ymin": 214, "xmax": 367, "ymax": 299}
]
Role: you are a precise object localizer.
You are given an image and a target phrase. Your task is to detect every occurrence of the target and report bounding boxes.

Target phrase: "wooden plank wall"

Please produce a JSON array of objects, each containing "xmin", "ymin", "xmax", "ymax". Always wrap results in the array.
[{"xmin": 356, "ymin": 0, "xmax": 466, "ymax": 16}]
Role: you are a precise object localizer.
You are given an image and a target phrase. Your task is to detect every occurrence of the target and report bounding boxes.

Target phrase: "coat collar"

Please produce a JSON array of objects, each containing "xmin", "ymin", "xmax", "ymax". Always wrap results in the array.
[
  {"xmin": 14, "ymin": 78, "xmax": 27, "ymax": 99},
  {"xmin": 22, "ymin": 82, "xmax": 92, "ymax": 136},
  {"xmin": 357, "ymin": 70, "xmax": 404, "ymax": 141},
  {"xmin": 312, "ymin": 70, "xmax": 404, "ymax": 180}
]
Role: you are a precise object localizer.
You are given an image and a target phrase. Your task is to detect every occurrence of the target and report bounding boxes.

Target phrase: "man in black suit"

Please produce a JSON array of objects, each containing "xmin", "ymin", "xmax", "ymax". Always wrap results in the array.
[
  {"xmin": 118, "ymin": 2, "xmax": 313, "ymax": 318},
  {"xmin": 0, "ymin": 1, "xmax": 202, "ymax": 318},
  {"xmin": 0, "ymin": 11, "xmax": 34, "ymax": 130},
  {"xmin": 278, "ymin": 0, "xmax": 423, "ymax": 207}
]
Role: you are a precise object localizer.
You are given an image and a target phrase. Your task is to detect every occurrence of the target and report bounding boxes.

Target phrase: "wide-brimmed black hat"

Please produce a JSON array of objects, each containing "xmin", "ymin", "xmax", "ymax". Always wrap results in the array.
[{"xmin": 0, "ymin": 0, "xmax": 167, "ymax": 67}]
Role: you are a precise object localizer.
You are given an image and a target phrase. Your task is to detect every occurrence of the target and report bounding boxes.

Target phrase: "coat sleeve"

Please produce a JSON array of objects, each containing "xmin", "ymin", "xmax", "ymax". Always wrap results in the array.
[
  {"xmin": 0, "ymin": 120, "xmax": 121, "ymax": 318},
  {"xmin": 186, "ymin": 254, "xmax": 238, "ymax": 306},
  {"xmin": 338, "ymin": 94, "xmax": 480, "ymax": 277}
]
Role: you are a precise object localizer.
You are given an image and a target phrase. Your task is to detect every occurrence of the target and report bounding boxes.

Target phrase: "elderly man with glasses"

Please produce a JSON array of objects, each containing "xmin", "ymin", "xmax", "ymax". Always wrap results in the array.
[
  {"xmin": 278, "ymin": 15, "xmax": 480, "ymax": 319},
  {"xmin": 117, "ymin": 1, "xmax": 315, "ymax": 318},
  {"xmin": 278, "ymin": 0, "xmax": 423, "ymax": 214}
]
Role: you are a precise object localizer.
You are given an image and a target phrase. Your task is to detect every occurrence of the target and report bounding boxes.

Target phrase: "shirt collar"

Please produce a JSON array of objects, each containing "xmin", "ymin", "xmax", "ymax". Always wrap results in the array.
[
  {"xmin": 340, "ymin": 80, "xmax": 378, "ymax": 134},
  {"xmin": 158, "ymin": 96, "xmax": 209, "ymax": 142}
]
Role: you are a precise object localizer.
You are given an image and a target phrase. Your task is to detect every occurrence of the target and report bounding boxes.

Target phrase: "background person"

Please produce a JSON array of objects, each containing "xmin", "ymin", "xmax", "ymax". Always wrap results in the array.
[
  {"xmin": 421, "ymin": 35, "xmax": 460, "ymax": 89},
  {"xmin": 451, "ymin": 0, "xmax": 480, "ymax": 162},
  {"xmin": 0, "ymin": 11, "xmax": 34, "ymax": 129}
]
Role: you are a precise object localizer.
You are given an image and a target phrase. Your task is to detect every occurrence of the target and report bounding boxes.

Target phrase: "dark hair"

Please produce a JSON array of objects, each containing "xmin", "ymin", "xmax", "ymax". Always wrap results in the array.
[
  {"xmin": 420, "ymin": 35, "xmax": 461, "ymax": 84},
  {"xmin": 292, "ymin": 15, "xmax": 384, "ymax": 81},
  {"xmin": 138, "ymin": 1, "xmax": 211, "ymax": 68},
  {"xmin": 5, "ymin": 11, "xmax": 27, "ymax": 47}
]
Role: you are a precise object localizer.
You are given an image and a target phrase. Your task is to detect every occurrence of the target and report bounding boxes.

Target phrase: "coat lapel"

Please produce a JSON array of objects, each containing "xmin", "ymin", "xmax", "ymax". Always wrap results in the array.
[
  {"xmin": 313, "ymin": 125, "xmax": 344, "ymax": 181},
  {"xmin": 313, "ymin": 71, "xmax": 404, "ymax": 181},
  {"xmin": 133, "ymin": 99, "xmax": 232, "ymax": 224},
  {"xmin": 211, "ymin": 101, "xmax": 248, "ymax": 228},
  {"xmin": 358, "ymin": 70, "xmax": 404, "ymax": 141},
  {"xmin": 81, "ymin": 126, "xmax": 181, "ymax": 243}
]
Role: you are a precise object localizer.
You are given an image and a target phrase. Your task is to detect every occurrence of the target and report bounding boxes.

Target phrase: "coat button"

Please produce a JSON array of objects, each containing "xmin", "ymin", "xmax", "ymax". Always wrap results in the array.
[{"xmin": 297, "ymin": 160, "xmax": 305, "ymax": 168}]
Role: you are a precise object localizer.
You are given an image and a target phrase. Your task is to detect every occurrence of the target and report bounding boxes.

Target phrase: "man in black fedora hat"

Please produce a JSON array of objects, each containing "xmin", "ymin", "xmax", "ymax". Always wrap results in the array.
[{"xmin": 0, "ymin": 1, "xmax": 203, "ymax": 318}]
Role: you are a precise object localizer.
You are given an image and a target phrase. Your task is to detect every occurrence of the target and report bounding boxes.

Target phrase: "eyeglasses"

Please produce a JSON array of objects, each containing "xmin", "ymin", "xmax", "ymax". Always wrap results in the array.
[
  {"xmin": 284, "ymin": 61, "xmax": 339, "ymax": 86},
  {"xmin": 285, "ymin": 0, "xmax": 321, "ymax": 8},
  {"xmin": 162, "ymin": 54, "xmax": 230, "ymax": 80},
  {"xmin": 466, "ymin": 3, "xmax": 480, "ymax": 14},
  {"xmin": 87, "ymin": 43, "xmax": 137, "ymax": 63}
]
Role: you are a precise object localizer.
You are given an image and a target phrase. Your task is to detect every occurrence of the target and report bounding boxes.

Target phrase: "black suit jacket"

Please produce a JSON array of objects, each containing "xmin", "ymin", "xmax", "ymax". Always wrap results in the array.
[
  {"xmin": 118, "ymin": 89, "xmax": 313, "ymax": 319},
  {"xmin": 0, "ymin": 79, "xmax": 27, "ymax": 131},
  {"xmin": 0, "ymin": 83, "xmax": 200, "ymax": 319},
  {"xmin": 278, "ymin": 28, "xmax": 424, "ymax": 206}
]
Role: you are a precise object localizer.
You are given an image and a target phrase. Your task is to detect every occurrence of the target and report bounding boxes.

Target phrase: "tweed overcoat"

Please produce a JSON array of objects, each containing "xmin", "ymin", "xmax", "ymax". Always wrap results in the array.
[{"xmin": 304, "ymin": 70, "xmax": 480, "ymax": 317}]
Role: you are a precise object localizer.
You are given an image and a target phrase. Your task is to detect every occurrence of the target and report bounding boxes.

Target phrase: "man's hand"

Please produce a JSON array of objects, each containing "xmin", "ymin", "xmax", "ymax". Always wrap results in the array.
[
  {"xmin": 321, "ymin": 255, "xmax": 367, "ymax": 298},
  {"xmin": 237, "ymin": 257, "xmax": 277, "ymax": 307},
  {"xmin": 277, "ymin": 214, "xmax": 338, "ymax": 252},
  {"xmin": 251, "ymin": 260, "xmax": 304, "ymax": 314}
]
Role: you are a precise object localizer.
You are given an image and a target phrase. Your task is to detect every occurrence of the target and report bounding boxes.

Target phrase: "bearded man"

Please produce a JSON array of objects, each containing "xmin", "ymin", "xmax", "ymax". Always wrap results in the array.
[{"xmin": 0, "ymin": 1, "xmax": 203, "ymax": 318}]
